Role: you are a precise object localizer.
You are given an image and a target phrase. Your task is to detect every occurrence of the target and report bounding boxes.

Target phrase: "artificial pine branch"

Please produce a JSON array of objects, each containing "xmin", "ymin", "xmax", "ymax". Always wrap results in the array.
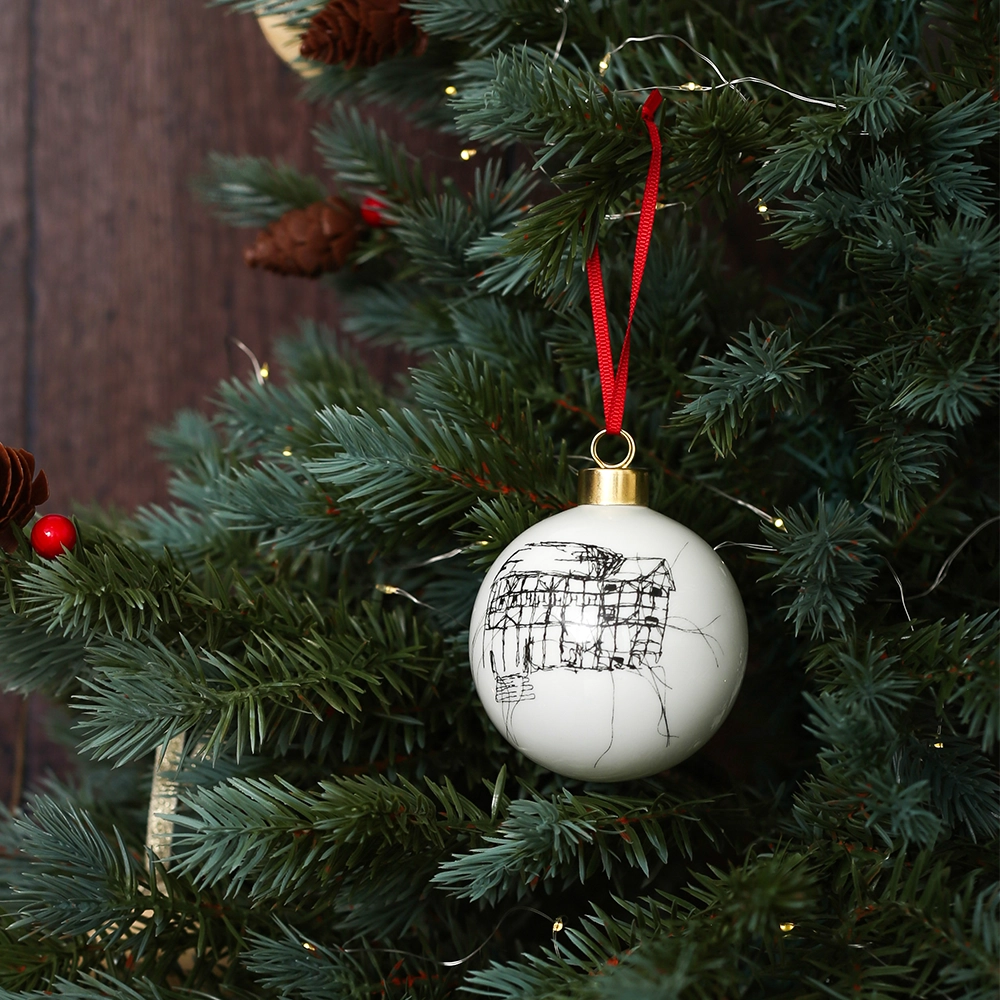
[
  {"xmin": 678, "ymin": 323, "xmax": 829, "ymax": 458},
  {"xmin": 316, "ymin": 104, "xmax": 434, "ymax": 205},
  {"xmin": 75, "ymin": 602, "xmax": 442, "ymax": 766},
  {"xmin": 194, "ymin": 153, "xmax": 328, "ymax": 228},
  {"xmin": 0, "ymin": 603, "xmax": 87, "ymax": 697},
  {"xmin": 408, "ymin": 0, "xmax": 567, "ymax": 52},
  {"xmin": 211, "ymin": 0, "xmax": 323, "ymax": 26},
  {"xmin": 760, "ymin": 498, "xmax": 882, "ymax": 638},
  {"xmin": 169, "ymin": 773, "xmax": 487, "ymax": 901}
]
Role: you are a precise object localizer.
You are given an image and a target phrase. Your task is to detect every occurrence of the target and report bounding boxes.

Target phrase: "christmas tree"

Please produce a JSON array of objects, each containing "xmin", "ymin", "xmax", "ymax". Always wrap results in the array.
[{"xmin": 1, "ymin": 1, "xmax": 997, "ymax": 997}]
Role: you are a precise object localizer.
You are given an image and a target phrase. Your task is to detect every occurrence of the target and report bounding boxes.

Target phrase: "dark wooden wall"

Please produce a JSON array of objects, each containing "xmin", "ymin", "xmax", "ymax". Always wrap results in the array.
[
  {"xmin": 0, "ymin": 1, "xmax": 480, "ymax": 806},
  {"xmin": 0, "ymin": 1, "xmax": 347, "ymax": 513}
]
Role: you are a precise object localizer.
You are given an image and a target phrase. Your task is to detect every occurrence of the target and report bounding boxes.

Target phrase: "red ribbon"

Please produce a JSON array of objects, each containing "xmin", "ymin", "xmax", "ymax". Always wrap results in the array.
[{"xmin": 586, "ymin": 89, "xmax": 663, "ymax": 436}]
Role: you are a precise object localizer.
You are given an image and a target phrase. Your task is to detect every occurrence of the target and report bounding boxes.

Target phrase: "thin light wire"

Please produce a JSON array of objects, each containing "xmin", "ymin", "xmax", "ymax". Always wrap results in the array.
[
  {"xmin": 565, "ymin": 452, "xmax": 783, "ymax": 526},
  {"xmin": 376, "ymin": 583, "xmax": 465, "ymax": 628},
  {"xmin": 608, "ymin": 33, "xmax": 727, "ymax": 83},
  {"xmin": 409, "ymin": 545, "xmax": 482, "ymax": 568},
  {"xmin": 876, "ymin": 515, "xmax": 1000, "ymax": 608},
  {"xmin": 375, "ymin": 583, "xmax": 431, "ymax": 608},
  {"xmin": 884, "ymin": 559, "xmax": 913, "ymax": 625},
  {"xmin": 605, "ymin": 33, "xmax": 844, "ymax": 109},
  {"xmin": 907, "ymin": 515, "xmax": 999, "ymax": 600},
  {"xmin": 606, "ymin": 200, "xmax": 684, "ymax": 220},
  {"xmin": 228, "ymin": 337, "xmax": 267, "ymax": 386},
  {"xmin": 714, "ymin": 541, "xmax": 777, "ymax": 552},
  {"xmin": 551, "ymin": 1, "xmax": 570, "ymax": 62},
  {"xmin": 695, "ymin": 479, "xmax": 779, "ymax": 524},
  {"xmin": 303, "ymin": 906, "xmax": 558, "ymax": 969},
  {"xmin": 659, "ymin": 77, "xmax": 845, "ymax": 108}
]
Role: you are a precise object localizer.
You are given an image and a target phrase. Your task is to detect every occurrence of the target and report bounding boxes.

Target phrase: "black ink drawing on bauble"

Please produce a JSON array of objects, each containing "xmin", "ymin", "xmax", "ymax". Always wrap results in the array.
[{"xmin": 473, "ymin": 540, "xmax": 726, "ymax": 768}]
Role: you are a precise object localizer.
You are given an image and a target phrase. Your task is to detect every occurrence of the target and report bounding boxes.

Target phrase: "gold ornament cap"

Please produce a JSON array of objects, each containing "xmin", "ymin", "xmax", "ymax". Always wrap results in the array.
[{"xmin": 578, "ymin": 430, "xmax": 649, "ymax": 506}]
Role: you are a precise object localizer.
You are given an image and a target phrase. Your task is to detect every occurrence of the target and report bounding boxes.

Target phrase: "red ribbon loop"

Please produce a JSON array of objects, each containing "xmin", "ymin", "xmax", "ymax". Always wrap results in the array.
[{"xmin": 586, "ymin": 89, "xmax": 663, "ymax": 437}]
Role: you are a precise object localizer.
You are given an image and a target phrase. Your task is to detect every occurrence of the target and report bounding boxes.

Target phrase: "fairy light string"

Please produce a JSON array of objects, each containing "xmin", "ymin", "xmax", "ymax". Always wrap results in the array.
[
  {"xmin": 228, "ymin": 336, "xmax": 270, "ymax": 385},
  {"xmin": 296, "ymin": 905, "xmax": 563, "ymax": 970},
  {"xmin": 598, "ymin": 33, "xmax": 845, "ymax": 109}
]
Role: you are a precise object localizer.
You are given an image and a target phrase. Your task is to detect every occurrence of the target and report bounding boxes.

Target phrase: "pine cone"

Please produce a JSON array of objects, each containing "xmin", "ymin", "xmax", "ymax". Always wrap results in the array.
[
  {"xmin": 299, "ymin": 0, "xmax": 427, "ymax": 69},
  {"xmin": 244, "ymin": 197, "xmax": 362, "ymax": 277},
  {"xmin": 0, "ymin": 445, "xmax": 49, "ymax": 553}
]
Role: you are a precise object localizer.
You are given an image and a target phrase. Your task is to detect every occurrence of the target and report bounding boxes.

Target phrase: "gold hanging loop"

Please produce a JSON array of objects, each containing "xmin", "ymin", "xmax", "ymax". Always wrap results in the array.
[{"xmin": 590, "ymin": 429, "xmax": 636, "ymax": 470}]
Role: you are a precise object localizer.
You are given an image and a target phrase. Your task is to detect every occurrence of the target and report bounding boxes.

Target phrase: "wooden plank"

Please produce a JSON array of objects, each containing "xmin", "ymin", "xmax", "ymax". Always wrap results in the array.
[
  {"xmin": 0, "ymin": 0, "xmax": 33, "ymax": 805},
  {"xmin": 0, "ymin": 0, "xmax": 30, "ymax": 449},
  {"xmin": 30, "ymin": 1, "xmax": 342, "ymax": 512},
  {"xmin": 24, "ymin": 0, "xmax": 491, "ymax": 514},
  {"xmin": 0, "ymin": 694, "xmax": 72, "ymax": 811}
]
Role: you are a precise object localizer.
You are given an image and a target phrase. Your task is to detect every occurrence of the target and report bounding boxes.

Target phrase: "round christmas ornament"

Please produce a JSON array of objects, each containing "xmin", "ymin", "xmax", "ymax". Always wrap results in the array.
[
  {"xmin": 30, "ymin": 514, "xmax": 77, "ymax": 559},
  {"xmin": 468, "ymin": 89, "xmax": 747, "ymax": 782},
  {"xmin": 469, "ymin": 433, "xmax": 747, "ymax": 782}
]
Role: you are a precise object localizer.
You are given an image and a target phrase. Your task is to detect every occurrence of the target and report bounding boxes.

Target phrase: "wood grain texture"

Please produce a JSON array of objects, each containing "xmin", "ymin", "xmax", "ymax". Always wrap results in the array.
[
  {"xmin": 28, "ymin": 1, "xmax": 345, "ymax": 512},
  {"xmin": 5, "ymin": 1, "xmax": 487, "ymax": 513},
  {"xmin": 0, "ymin": 0, "xmax": 30, "ymax": 449},
  {"xmin": 0, "ymin": 694, "xmax": 71, "ymax": 809}
]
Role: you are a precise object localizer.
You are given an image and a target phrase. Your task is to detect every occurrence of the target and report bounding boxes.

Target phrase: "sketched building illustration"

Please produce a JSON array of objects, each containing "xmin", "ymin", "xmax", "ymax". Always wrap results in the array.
[{"xmin": 483, "ymin": 541, "xmax": 675, "ymax": 707}]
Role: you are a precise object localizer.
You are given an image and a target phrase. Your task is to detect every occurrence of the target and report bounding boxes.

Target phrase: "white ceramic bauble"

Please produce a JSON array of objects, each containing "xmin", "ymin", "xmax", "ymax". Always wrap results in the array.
[{"xmin": 469, "ymin": 503, "xmax": 747, "ymax": 781}]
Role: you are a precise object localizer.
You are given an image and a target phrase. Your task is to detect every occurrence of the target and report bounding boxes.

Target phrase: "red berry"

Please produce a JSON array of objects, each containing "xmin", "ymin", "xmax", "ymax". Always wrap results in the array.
[
  {"xmin": 30, "ymin": 514, "xmax": 77, "ymax": 559},
  {"xmin": 360, "ymin": 195, "xmax": 394, "ymax": 227}
]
